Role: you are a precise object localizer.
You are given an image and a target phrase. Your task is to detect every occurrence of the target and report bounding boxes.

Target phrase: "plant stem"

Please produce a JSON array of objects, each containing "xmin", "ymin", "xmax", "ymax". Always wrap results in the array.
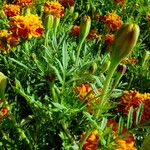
[{"xmin": 49, "ymin": 81, "xmax": 58, "ymax": 102}]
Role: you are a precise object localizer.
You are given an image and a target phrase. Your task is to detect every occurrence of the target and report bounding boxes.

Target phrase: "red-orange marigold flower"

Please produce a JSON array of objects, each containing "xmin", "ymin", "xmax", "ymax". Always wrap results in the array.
[
  {"xmin": 69, "ymin": 25, "xmax": 80, "ymax": 38},
  {"xmin": 44, "ymin": 1, "xmax": 64, "ymax": 17},
  {"xmin": 147, "ymin": 12, "xmax": 150, "ymax": 22},
  {"xmin": 59, "ymin": 0, "xmax": 74, "ymax": 7},
  {"xmin": 104, "ymin": 13, "xmax": 122, "ymax": 30},
  {"xmin": 103, "ymin": 34, "xmax": 115, "ymax": 45},
  {"xmin": 81, "ymin": 130, "xmax": 99, "ymax": 150},
  {"xmin": 121, "ymin": 57, "xmax": 138, "ymax": 64},
  {"xmin": 9, "ymin": 14, "xmax": 44, "ymax": 39},
  {"xmin": 0, "ymin": 30, "xmax": 9, "ymax": 53},
  {"xmin": 86, "ymin": 29, "xmax": 101, "ymax": 41},
  {"xmin": 3, "ymin": 4, "xmax": 20, "ymax": 17},
  {"xmin": 116, "ymin": 90, "xmax": 150, "ymax": 123},
  {"xmin": 13, "ymin": 0, "xmax": 32, "ymax": 6}
]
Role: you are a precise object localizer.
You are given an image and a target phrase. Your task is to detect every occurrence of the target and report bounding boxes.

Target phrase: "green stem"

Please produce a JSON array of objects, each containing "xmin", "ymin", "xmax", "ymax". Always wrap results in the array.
[
  {"xmin": 49, "ymin": 81, "xmax": 58, "ymax": 102},
  {"xmin": 101, "ymin": 60, "xmax": 120, "ymax": 103},
  {"xmin": 75, "ymin": 40, "xmax": 84, "ymax": 66},
  {"xmin": 25, "ymin": 40, "xmax": 29, "ymax": 55}
]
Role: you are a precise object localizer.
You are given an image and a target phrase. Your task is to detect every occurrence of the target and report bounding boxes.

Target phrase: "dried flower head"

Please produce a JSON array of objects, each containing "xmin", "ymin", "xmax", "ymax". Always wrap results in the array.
[
  {"xmin": 104, "ymin": 13, "xmax": 122, "ymax": 30},
  {"xmin": 44, "ymin": 1, "xmax": 64, "ymax": 17},
  {"xmin": 81, "ymin": 130, "xmax": 99, "ymax": 150},
  {"xmin": 9, "ymin": 14, "xmax": 44, "ymax": 39},
  {"xmin": 3, "ymin": 4, "xmax": 20, "ymax": 17},
  {"xmin": 59, "ymin": 0, "xmax": 74, "ymax": 7},
  {"xmin": 103, "ymin": 34, "xmax": 115, "ymax": 45}
]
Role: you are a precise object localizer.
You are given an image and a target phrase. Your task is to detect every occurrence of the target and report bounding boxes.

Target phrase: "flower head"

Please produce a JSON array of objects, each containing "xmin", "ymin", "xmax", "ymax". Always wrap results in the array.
[
  {"xmin": 3, "ymin": 4, "xmax": 20, "ymax": 17},
  {"xmin": 121, "ymin": 57, "xmax": 138, "ymax": 64},
  {"xmin": 116, "ymin": 90, "xmax": 150, "ymax": 123},
  {"xmin": 69, "ymin": 25, "xmax": 80, "ymax": 38},
  {"xmin": 0, "ymin": 99, "xmax": 8, "ymax": 120},
  {"xmin": 86, "ymin": 29, "xmax": 101, "ymax": 41},
  {"xmin": 114, "ymin": 0, "xmax": 125, "ymax": 6},
  {"xmin": 103, "ymin": 13, "xmax": 122, "ymax": 30},
  {"xmin": 147, "ymin": 12, "xmax": 150, "ymax": 22},
  {"xmin": 103, "ymin": 34, "xmax": 115, "ymax": 45},
  {"xmin": 44, "ymin": 1, "xmax": 64, "ymax": 17},
  {"xmin": 81, "ymin": 130, "xmax": 99, "ymax": 150},
  {"xmin": 9, "ymin": 14, "xmax": 44, "ymax": 39},
  {"xmin": 13, "ymin": 0, "xmax": 33, "ymax": 6},
  {"xmin": 59, "ymin": 0, "xmax": 74, "ymax": 7}
]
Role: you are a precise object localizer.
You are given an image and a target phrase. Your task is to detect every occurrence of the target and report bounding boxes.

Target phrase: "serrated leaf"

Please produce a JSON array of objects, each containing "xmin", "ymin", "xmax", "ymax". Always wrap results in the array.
[
  {"xmin": 136, "ymin": 103, "xmax": 144, "ymax": 125},
  {"xmin": 100, "ymin": 117, "xmax": 107, "ymax": 131},
  {"xmin": 127, "ymin": 106, "xmax": 134, "ymax": 129}
]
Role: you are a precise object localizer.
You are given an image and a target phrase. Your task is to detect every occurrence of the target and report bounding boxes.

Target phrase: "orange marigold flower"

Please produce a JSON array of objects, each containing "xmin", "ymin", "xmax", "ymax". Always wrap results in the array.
[
  {"xmin": 59, "ymin": 0, "xmax": 74, "ymax": 7},
  {"xmin": 69, "ymin": 25, "xmax": 80, "ymax": 38},
  {"xmin": 9, "ymin": 14, "xmax": 44, "ymax": 39},
  {"xmin": 0, "ymin": 30, "xmax": 9, "ymax": 53},
  {"xmin": 86, "ymin": 29, "xmax": 101, "ymax": 41},
  {"xmin": 114, "ymin": 0, "xmax": 125, "ymax": 6},
  {"xmin": 147, "ymin": 12, "xmax": 150, "ymax": 22},
  {"xmin": 116, "ymin": 90, "xmax": 150, "ymax": 123},
  {"xmin": 103, "ymin": 34, "xmax": 115, "ymax": 45},
  {"xmin": 121, "ymin": 57, "xmax": 138, "ymax": 64},
  {"xmin": 13, "ymin": 0, "xmax": 32, "ymax": 6},
  {"xmin": 81, "ymin": 130, "xmax": 99, "ymax": 150},
  {"xmin": 3, "ymin": 4, "xmax": 20, "ymax": 18},
  {"xmin": 44, "ymin": 1, "xmax": 64, "ymax": 17},
  {"xmin": 104, "ymin": 13, "xmax": 122, "ymax": 30}
]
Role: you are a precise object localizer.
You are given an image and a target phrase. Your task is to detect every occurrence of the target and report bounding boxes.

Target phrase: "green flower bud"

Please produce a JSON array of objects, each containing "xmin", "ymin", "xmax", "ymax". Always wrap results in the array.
[
  {"xmin": 86, "ymin": 4, "xmax": 90, "ymax": 11},
  {"xmin": 101, "ymin": 59, "xmax": 110, "ymax": 73},
  {"xmin": 68, "ymin": 6, "xmax": 74, "ymax": 15},
  {"xmin": 79, "ymin": 15, "xmax": 91, "ymax": 42},
  {"xmin": 142, "ymin": 50, "xmax": 150, "ymax": 67},
  {"xmin": 111, "ymin": 23, "xmax": 140, "ymax": 61},
  {"xmin": 44, "ymin": 14, "xmax": 54, "ymax": 31},
  {"xmin": 73, "ymin": 12, "xmax": 79, "ymax": 21},
  {"xmin": 53, "ymin": 17, "xmax": 60, "ymax": 35},
  {"xmin": 0, "ymin": 72, "xmax": 7, "ymax": 100},
  {"xmin": 88, "ymin": 62, "xmax": 97, "ymax": 73}
]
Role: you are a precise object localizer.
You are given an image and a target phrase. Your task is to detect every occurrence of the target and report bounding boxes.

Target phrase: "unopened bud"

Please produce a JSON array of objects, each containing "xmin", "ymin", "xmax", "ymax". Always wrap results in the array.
[
  {"xmin": 117, "ymin": 64, "xmax": 127, "ymax": 74},
  {"xmin": 68, "ymin": 6, "xmax": 74, "ymax": 14},
  {"xmin": 0, "ymin": 72, "xmax": 7, "ymax": 99},
  {"xmin": 111, "ymin": 23, "xmax": 140, "ymax": 61},
  {"xmin": 86, "ymin": 4, "xmax": 90, "ymax": 11},
  {"xmin": 73, "ymin": 12, "xmax": 79, "ymax": 20},
  {"xmin": 53, "ymin": 17, "xmax": 60, "ymax": 35},
  {"xmin": 79, "ymin": 15, "xmax": 91, "ymax": 42},
  {"xmin": 101, "ymin": 59, "xmax": 110, "ymax": 73},
  {"xmin": 44, "ymin": 14, "xmax": 54, "ymax": 31},
  {"xmin": 142, "ymin": 50, "xmax": 150, "ymax": 67},
  {"xmin": 89, "ymin": 62, "xmax": 97, "ymax": 73}
]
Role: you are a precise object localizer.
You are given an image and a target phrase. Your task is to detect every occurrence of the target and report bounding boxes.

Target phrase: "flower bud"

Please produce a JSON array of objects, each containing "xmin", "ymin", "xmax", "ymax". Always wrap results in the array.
[
  {"xmin": 68, "ymin": 6, "xmax": 74, "ymax": 14},
  {"xmin": 53, "ymin": 17, "xmax": 60, "ymax": 35},
  {"xmin": 88, "ymin": 62, "xmax": 97, "ymax": 73},
  {"xmin": 142, "ymin": 50, "xmax": 150, "ymax": 67},
  {"xmin": 73, "ymin": 12, "xmax": 79, "ymax": 21},
  {"xmin": 79, "ymin": 15, "xmax": 91, "ymax": 42},
  {"xmin": 111, "ymin": 23, "xmax": 140, "ymax": 61},
  {"xmin": 0, "ymin": 72, "xmax": 7, "ymax": 99},
  {"xmin": 101, "ymin": 59, "xmax": 110, "ymax": 73},
  {"xmin": 44, "ymin": 14, "xmax": 54, "ymax": 31},
  {"xmin": 86, "ymin": 4, "xmax": 90, "ymax": 11},
  {"xmin": 117, "ymin": 64, "xmax": 127, "ymax": 74}
]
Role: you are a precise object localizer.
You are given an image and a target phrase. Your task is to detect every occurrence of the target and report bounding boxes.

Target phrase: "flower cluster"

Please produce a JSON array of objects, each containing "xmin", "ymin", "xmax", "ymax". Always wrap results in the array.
[
  {"xmin": 44, "ymin": 1, "xmax": 64, "ymax": 17},
  {"xmin": 81, "ymin": 119, "xmax": 137, "ymax": 150},
  {"xmin": 9, "ymin": 14, "xmax": 44, "ymax": 39},
  {"xmin": 0, "ymin": 29, "xmax": 18, "ymax": 53},
  {"xmin": 59, "ymin": 0, "xmax": 74, "ymax": 7},
  {"xmin": 103, "ymin": 13, "xmax": 122, "ymax": 30},
  {"xmin": 116, "ymin": 90, "xmax": 150, "ymax": 123},
  {"xmin": 3, "ymin": 4, "xmax": 21, "ymax": 17},
  {"xmin": 121, "ymin": 57, "xmax": 138, "ymax": 64}
]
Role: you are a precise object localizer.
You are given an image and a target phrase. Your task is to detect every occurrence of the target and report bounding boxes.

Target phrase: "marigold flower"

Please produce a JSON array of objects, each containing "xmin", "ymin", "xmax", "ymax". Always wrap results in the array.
[
  {"xmin": 147, "ymin": 12, "xmax": 150, "ymax": 22},
  {"xmin": 86, "ymin": 29, "xmax": 101, "ymax": 41},
  {"xmin": 13, "ymin": 0, "xmax": 32, "ymax": 6},
  {"xmin": 81, "ymin": 130, "xmax": 99, "ymax": 150},
  {"xmin": 9, "ymin": 14, "xmax": 44, "ymax": 39},
  {"xmin": 121, "ymin": 57, "xmax": 138, "ymax": 64},
  {"xmin": 114, "ymin": 0, "xmax": 125, "ymax": 6},
  {"xmin": 103, "ymin": 34, "xmax": 115, "ymax": 45},
  {"xmin": 116, "ymin": 90, "xmax": 150, "ymax": 123},
  {"xmin": 104, "ymin": 13, "xmax": 122, "ymax": 30},
  {"xmin": 59, "ymin": 0, "xmax": 74, "ymax": 7},
  {"xmin": 74, "ymin": 84, "xmax": 99, "ymax": 113},
  {"xmin": 69, "ymin": 25, "xmax": 80, "ymax": 38},
  {"xmin": 0, "ymin": 99, "xmax": 8, "ymax": 119},
  {"xmin": 3, "ymin": 4, "xmax": 20, "ymax": 18},
  {"xmin": 44, "ymin": 1, "xmax": 64, "ymax": 17}
]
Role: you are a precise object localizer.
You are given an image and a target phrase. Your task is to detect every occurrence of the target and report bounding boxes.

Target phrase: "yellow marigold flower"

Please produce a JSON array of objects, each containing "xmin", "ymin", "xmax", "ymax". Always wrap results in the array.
[
  {"xmin": 9, "ymin": 14, "xmax": 44, "ymax": 39},
  {"xmin": 13, "ymin": 0, "xmax": 32, "ymax": 6},
  {"xmin": 114, "ymin": 0, "xmax": 125, "ymax": 6},
  {"xmin": 44, "ymin": 1, "xmax": 64, "ymax": 17},
  {"xmin": 104, "ymin": 13, "xmax": 122, "ymax": 30},
  {"xmin": 116, "ymin": 90, "xmax": 150, "ymax": 123},
  {"xmin": 3, "ymin": 4, "xmax": 20, "ymax": 17},
  {"xmin": 121, "ymin": 57, "xmax": 138, "ymax": 64},
  {"xmin": 81, "ymin": 130, "xmax": 99, "ymax": 150},
  {"xmin": 69, "ymin": 25, "xmax": 80, "ymax": 38},
  {"xmin": 103, "ymin": 34, "xmax": 115, "ymax": 45}
]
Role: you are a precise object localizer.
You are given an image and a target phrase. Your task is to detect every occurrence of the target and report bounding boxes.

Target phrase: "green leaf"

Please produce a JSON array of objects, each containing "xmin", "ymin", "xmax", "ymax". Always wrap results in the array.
[
  {"xmin": 136, "ymin": 103, "xmax": 144, "ymax": 125},
  {"xmin": 127, "ymin": 106, "xmax": 134, "ymax": 129},
  {"xmin": 62, "ymin": 40, "xmax": 68, "ymax": 70}
]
